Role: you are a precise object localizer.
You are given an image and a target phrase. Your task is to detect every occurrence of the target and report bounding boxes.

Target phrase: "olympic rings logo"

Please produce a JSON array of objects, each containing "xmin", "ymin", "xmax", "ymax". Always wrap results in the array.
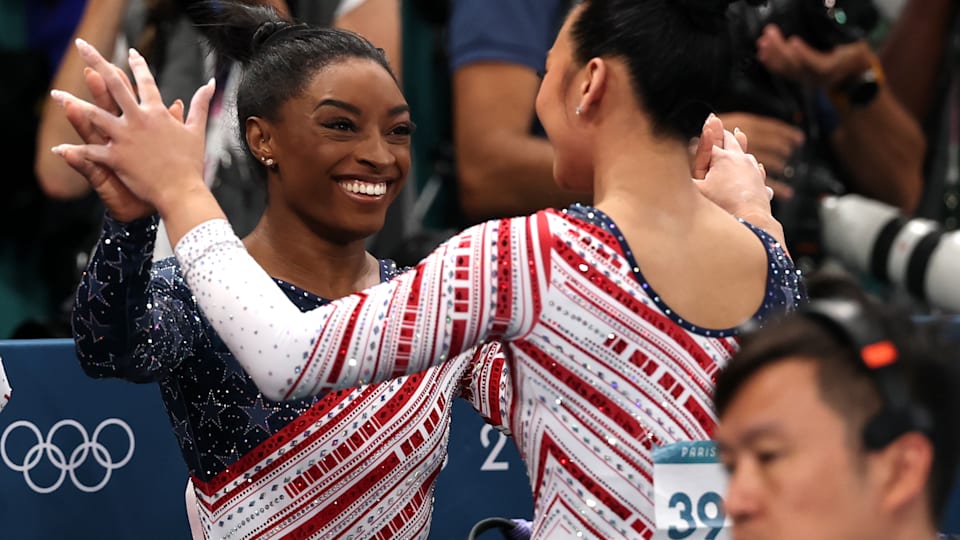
[{"xmin": 1, "ymin": 419, "xmax": 135, "ymax": 493}]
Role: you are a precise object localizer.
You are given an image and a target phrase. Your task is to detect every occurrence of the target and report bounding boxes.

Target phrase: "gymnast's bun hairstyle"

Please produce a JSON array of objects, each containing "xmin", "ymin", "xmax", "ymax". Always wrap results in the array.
[
  {"xmin": 186, "ymin": 1, "xmax": 395, "ymax": 152},
  {"xmin": 570, "ymin": 0, "xmax": 761, "ymax": 139}
]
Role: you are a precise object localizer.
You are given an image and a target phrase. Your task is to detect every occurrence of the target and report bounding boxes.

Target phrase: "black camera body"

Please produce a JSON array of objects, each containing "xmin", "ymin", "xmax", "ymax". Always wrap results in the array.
[
  {"xmin": 725, "ymin": 0, "xmax": 878, "ymax": 119},
  {"xmin": 721, "ymin": 0, "xmax": 881, "ymax": 272},
  {"xmin": 762, "ymin": 0, "xmax": 875, "ymax": 52}
]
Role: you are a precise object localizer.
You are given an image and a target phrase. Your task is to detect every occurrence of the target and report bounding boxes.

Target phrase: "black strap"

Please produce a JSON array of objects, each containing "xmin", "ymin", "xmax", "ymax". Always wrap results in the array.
[
  {"xmin": 905, "ymin": 229, "xmax": 944, "ymax": 299},
  {"xmin": 869, "ymin": 216, "xmax": 906, "ymax": 283}
]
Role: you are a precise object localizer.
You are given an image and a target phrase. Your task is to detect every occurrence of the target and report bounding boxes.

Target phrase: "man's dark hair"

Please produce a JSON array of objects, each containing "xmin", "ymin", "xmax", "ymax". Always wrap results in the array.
[{"xmin": 715, "ymin": 274, "xmax": 960, "ymax": 523}]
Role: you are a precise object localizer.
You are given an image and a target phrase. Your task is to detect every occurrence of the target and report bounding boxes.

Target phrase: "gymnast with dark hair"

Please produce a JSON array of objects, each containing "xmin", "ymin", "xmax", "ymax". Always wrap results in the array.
[
  {"xmin": 57, "ymin": 0, "xmax": 804, "ymax": 537},
  {"xmin": 66, "ymin": 3, "xmax": 515, "ymax": 538}
]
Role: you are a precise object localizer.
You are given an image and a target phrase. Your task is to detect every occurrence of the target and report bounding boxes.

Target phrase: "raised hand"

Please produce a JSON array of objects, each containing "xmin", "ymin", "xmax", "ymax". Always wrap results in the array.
[
  {"xmin": 695, "ymin": 125, "xmax": 771, "ymax": 211},
  {"xmin": 53, "ymin": 66, "xmax": 184, "ymax": 222},
  {"xmin": 690, "ymin": 113, "xmax": 725, "ymax": 180},
  {"xmin": 691, "ymin": 121, "xmax": 787, "ymax": 250},
  {"xmin": 717, "ymin": 112, "xmax": 799, "ymax": 201},
  {"xmin": 756, "ymin": 24, "xmax": 876, "ymax": 91},
  {"xmin": 692, "ymin": 114, "xmax": 774, "ymax": 206},
  {"xmin": 52, "ymin": 39, "xmax": 214, "ymax": 212}
]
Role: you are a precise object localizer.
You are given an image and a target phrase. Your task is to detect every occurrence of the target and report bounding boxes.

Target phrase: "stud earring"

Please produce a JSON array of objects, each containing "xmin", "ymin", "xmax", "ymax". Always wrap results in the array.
[
  {"xmin": 265, "ymin": 158, "xmax": 275, "ymax": 167},
  {"xmin": 575, "ymin": 106, "xmax": 582, "ymax": 116}
]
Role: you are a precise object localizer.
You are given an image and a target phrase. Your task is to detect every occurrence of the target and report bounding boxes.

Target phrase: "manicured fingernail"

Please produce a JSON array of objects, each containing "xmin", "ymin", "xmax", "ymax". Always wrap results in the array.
[
  {"xmin": 51, "ymin": 145, "xmax": 65, "ymax": 156},
  {"xmin": 75, "ymin": 38, "xmax": 90, "ymax": 52},
  {"xmin": 50, "ymin": 89, "xmax": 67, "ymax": 105},
  {"xmin": 129, "ymin": 48, "xmax": 141, "ymax": 59},
  {"xmin": 734, "ymin": 127, "xmax": 742, "ymax": 135}
]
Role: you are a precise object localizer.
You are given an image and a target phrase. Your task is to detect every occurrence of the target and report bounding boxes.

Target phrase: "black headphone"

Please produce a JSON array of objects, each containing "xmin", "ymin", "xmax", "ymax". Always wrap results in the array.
[{"xmin": 800, "ymin": 299, "xmax": 934, "ymax": 450}]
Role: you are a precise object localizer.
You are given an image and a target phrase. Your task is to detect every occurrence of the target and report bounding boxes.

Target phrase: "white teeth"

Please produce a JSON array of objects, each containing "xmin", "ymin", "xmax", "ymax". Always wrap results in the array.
[{"xmin": 339, "ymin": 180, "xmax": 387, "ymax": 196}]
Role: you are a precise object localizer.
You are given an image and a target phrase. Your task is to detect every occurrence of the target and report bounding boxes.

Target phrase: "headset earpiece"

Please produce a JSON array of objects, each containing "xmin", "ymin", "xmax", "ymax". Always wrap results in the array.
[{"xmin": 800, "ymin": 299, "xmax": 933, "ymax": 450}]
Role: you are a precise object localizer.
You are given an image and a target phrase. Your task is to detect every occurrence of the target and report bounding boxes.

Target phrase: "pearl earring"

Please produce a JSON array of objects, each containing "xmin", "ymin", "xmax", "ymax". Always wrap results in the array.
[{"xmin": 575, "ymin": 106, "xmax": 582, "ymax": 116}]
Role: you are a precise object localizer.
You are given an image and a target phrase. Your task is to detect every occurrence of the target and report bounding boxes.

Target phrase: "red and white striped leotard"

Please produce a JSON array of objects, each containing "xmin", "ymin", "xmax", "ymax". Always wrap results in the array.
[
  {"xmin": 175, "ymin": 204, "xmax": 803, "ymax": 539},
  {"xmin": 73, "ymin": 215, "xmax": 513, "ymax": 540}
]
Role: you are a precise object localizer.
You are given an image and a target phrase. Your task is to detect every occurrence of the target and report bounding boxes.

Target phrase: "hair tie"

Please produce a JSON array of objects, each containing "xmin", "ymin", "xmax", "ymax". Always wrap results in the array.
[{"xmin": 252, "ymin": 22, "xmax": 310, "ymax": 54}]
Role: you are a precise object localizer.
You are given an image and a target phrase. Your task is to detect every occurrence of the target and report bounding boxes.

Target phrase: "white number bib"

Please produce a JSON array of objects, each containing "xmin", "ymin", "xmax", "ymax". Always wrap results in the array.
[{"xmin": 652, "ymin": 441, "xmax": 731, "ymax": 540}]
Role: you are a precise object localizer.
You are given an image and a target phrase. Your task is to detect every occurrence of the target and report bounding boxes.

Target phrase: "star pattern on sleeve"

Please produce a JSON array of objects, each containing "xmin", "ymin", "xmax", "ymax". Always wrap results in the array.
[
  {"xmin": 240, "ymin": 395, "xmax": 282, "ymax": 436},
  {"xmin": 77, "ymin": 310, "xmax": 111, "ymax": 342},
  {"xmin": 84, "ymin": 262, "xmax": 110, "ymax": 304},
  {"xmin": 198, "ymin": 390, "xmax": 229, "ymax": 429},
  {"xmin": 214, "ymin": 443, "xmax": 241, "ymax": 469},
  {"xmin": 171, "ymin": 414, "xmax": 195, "ymax": 450}
]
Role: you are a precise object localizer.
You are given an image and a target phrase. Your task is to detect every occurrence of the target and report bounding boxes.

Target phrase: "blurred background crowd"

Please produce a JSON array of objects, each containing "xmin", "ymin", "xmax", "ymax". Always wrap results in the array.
[{"xmin": 1, "ymin": 0, "xmax": 958, "ymax": 337}]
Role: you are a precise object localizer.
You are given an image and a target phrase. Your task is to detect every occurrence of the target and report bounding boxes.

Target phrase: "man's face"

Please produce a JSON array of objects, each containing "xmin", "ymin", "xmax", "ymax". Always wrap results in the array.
[{"xmin": 715, "ymin": 358, "xmax": 880, "ymax": 540}]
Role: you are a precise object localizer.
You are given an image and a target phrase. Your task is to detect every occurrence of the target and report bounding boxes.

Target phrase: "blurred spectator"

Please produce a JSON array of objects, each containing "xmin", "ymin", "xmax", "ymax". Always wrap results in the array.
[
  {"xmin": 760, "ymin": 24, "xmax": 925, "ymax": 211},
  {"xmin": 879, "ymin": 0, "xmax": 954, "ymax": 125},
  {"xmin": 0, "ymin": 0, "xmax": 89, "ymax": 337},
  {"xmin": 720, "ymin": 1, "xmax": 925, "ymax": 215},
  {"xmin": 334, "ymin": 0, "xmax": 400, "ymax": 79},
  {"xmin": 877, "ymin": 0, "xmax": 960, "ymax": 227},
  {"xmin": 448, "ymin": 0, "xmax": 586, "ymax": 223}
]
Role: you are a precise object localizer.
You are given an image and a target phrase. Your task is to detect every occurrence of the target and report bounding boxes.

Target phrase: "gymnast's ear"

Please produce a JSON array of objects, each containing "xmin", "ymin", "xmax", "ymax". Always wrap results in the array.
[{"xmin": 246, "ymin": 116, "xmax": 274, "ymax": 163}]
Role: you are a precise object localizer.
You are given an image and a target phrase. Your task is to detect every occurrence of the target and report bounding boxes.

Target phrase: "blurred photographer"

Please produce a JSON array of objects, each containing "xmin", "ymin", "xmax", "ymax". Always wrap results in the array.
[
  {"xmin": 879, "ymin": 0, "xmax": 960, "ymax": 226},
  {"xmin": 756, "ymin": 17, "xmax": 924, "ymax": 212},
  {"xmin": 722, "ymin": 2, "xmax": 926, "ymax": 211},
  {"xmin": 719, "ymin": 0, "xmax": 926, "ymax": 272}
]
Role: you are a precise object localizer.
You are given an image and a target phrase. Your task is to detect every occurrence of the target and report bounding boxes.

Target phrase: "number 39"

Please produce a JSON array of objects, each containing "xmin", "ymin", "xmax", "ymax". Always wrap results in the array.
[{"xmin": 667, "ymin": 491, "xmax": 726, "ymax": 540}]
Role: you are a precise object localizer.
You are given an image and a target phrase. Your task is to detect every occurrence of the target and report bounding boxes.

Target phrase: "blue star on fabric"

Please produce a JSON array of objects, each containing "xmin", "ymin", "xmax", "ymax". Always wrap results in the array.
[
  {"xmin": 77, "ymin": 310, "xmax": 111, "ymax": 342},
  {"xmin": 150, "ymin": 270, "xmax": 179, "ymax": 297},
  {"xmin": 241, "ymin": 396, "xmax": 281, "ymax": 435},
  {"xmin": 172, "ymin": 415, "xmax": 194, "ymax": 449},
  {"xmin": 198, "ymin": 391, "xmax": 228, "ymax": 429},
  {"xmin": 144, "ymin": 354, "xmax": 163, "ymax": 373},
  {"xmin": 219, "ymin": 353, "xmax": 248, "ymax": 384},
  {"xmin": 214, "ymin": 443, "xmax": 242, "ymax": 469},
  {"xmin": 85, "ymin": 262, "xmax": 110, "ymax": 304},
  {"xmin": 101, "ymin": 243, "xmax": 128, "ymax": 272},
  {"xmin": 133, "ymin": 309, "xmax": 155, "ymax": 334}
]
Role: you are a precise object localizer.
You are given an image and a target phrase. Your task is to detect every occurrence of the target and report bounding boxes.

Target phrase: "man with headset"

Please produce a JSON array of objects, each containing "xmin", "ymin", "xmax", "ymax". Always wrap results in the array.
[{"xmin": 713, "ymin": 276, "xmax": 960, "ymax": 540}]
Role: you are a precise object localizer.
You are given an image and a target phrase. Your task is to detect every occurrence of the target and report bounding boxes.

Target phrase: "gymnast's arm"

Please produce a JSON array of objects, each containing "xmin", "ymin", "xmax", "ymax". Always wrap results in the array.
[
  {"xmin": 457, "ymin": 341, "xmax": 515, "ymax": 435},
  {"xmin": 172, "ymin": 212, "xmax": 551, "ymax": 401},
  {"xmin": 65, "ymin": 64, "xmax": 204, "ymax": 382},
  {"xmin": 73, "ymin": 215, "xmax": 207, "ymax": 382}
]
